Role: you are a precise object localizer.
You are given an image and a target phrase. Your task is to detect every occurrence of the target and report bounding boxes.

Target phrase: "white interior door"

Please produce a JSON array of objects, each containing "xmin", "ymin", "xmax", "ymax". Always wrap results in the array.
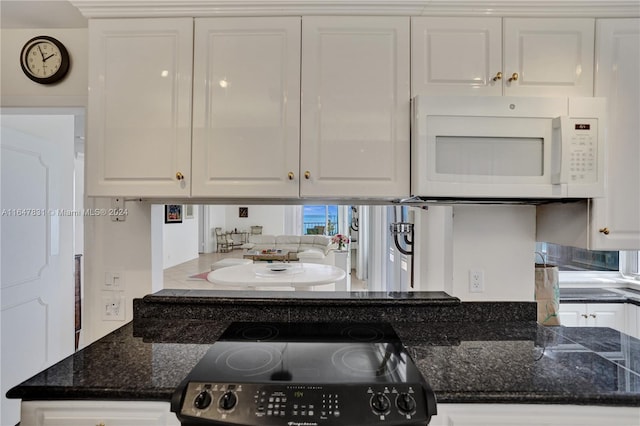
[{"xmin": 1, "ymin": 114, "xmax": 75, "ymax": 426}]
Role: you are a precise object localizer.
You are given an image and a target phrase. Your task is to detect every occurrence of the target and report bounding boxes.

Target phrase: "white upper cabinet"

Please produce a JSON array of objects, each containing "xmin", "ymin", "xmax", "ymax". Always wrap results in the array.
[
  {"xmin": 412, "ymin": 17, "xmax": 594, "ymax": 97},
  {"xmin": 301, "ymin": 17, "xmax": 411, "ymax": 198},
  {"xmin": 591, "ymin": 18, "xmax": 640, "ymax": 250},
  {"xmin": 536, "ymin": 18, "xmax": 640, "ymax": 250},
  {"xmin": 503, "ymin": 18, "xmax": 594, "ymax": 97},
  {"xmin": 87, "ymin": 18, "xmax": 193, "ymax": 197},
  {"xmin": 411, "ymin": 17, "xmax": 503, "ymax": 96},
  {"xmin": 191, "ymin": 18, "xmax": 301, "ymax": 198}
]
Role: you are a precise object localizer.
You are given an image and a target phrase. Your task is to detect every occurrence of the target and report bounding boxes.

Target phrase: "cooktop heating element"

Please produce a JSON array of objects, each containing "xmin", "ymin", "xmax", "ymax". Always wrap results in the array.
[{"xmin": 171, "ymin": 322, "xmax": 437, "ymax": 425}]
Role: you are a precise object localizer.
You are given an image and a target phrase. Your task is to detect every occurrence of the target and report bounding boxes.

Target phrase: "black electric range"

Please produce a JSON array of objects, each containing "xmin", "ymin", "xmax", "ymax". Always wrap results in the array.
[{"xmin": 171, "ymin": 322, "xmax": 437, "ymax": 426}]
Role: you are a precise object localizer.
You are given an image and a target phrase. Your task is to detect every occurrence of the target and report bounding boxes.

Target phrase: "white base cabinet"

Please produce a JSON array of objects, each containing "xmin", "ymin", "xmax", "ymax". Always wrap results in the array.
[
  {"xmin": 20, "ymin": 400, "xmax": 179, "ymax": 426},
  {"xmin": 558, "ymin": 303, "xmax": 626, "ymax": 332},
  {"xmin": 430, "ymin": 404, "xmax": 640, "ymax": 426},
  {"xmin": 627, "ymin": 303, "xmax": 640, "ymax": 339}
]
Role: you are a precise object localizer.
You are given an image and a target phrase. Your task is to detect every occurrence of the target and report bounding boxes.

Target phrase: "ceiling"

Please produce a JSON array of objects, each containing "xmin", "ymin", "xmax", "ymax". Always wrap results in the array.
[{"xmin": 1, "ymin": 1, "xmax": 87, "ymax": 29}]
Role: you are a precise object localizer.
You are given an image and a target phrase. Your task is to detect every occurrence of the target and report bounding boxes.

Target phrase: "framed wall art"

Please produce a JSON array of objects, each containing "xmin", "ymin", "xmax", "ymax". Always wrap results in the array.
[{"xmin": 165, "ymin": 204, "xmax": 183, "ymax": 223}]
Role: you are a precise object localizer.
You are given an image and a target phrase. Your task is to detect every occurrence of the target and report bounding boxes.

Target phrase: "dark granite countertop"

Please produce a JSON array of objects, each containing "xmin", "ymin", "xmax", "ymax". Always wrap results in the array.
[
  {"xmin": 8, "ymin": 319, "xmax": 640, "ymax": 407},
  {"xmin": 560, "ymin": 287, "xmax": 640, "ymax": 306},
  {"xmin": 143, "ymin": 289, "xmax": 461, "ymax": 306}
]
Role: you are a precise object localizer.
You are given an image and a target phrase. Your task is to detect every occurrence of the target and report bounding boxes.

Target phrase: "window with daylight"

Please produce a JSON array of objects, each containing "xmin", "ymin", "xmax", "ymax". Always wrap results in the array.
[
  {"xmin": 536, "ymin": 242, "xmax": 640, "ymax": 279},
  {"xmin": 302, "ymin": 205, "xmax": 338, "ymax": 235}
]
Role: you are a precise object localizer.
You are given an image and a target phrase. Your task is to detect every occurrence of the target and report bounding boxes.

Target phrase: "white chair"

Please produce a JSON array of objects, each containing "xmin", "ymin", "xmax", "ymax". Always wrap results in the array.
[{"xmin": 214, "ymin": 228, "xmax": 232, "ymax": 253}]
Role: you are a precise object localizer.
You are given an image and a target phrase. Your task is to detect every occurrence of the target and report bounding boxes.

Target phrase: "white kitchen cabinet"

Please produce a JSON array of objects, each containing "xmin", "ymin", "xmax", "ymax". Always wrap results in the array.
[
  {"xmin": 301, "ymin": 17, "xmax": 410, "ymax": 198},
  {"xmin": 627, "ymin": 303, "xmax": 640, "ymax": 339},
  {"xmin": 590, "ymin": 19, "xmax": 640, "ymax": 250},
  {"xmin": 430, "ymin": 403, "xmax": 640, "ymax": 426},
  {"xmin": 558, "ymin": 303, "xmax": 626, "ymax": 332},
  {"xmin": 87, "ymin": 18, "xmax": 194, "ymax": 197},
  {"xmin": 20, "ymin": 400, "xmax": 179, "ymax": 426},
  {"xmin": 191, "ymin": 18, "xmax": 301, "ymax": 198},
  {"xmin": 411, "ymin": 17, "xmax": 594, "ymax": 97},
  {"xmin": 536, "ymin": 18, "xmax": 640, "ymax": 250},
  {"xmin": 411, "ymin": 17, "xmax": 503, "ymax": 96},
  {"xmin": 503, "ymin": 18, "xmax": 594, "ymax": 97}
]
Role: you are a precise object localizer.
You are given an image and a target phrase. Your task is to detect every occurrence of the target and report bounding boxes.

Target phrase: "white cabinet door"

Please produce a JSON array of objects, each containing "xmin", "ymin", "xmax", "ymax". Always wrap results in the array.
[
  {"xmin": 503, "ymin": 18, "xmax": 594, "ymax": 97},
  {"xmin": 191, "ymin": 18, "xmax": 301, "ymax": 198},
  {"xmin": 301, "ymin": 17, "xmax": 410, "ymax": 198},
  {"xmin": 87, "ymin": 19, "xmax": 193, "ymax": 197},
  {"xmin": 558, "ymin": 303, "xmax": 626, "ymax": 332},
  {"xmin": 558, "ymin": 303, "xmax": 588, "ymax": 326},
  {"xmin": 411, "ymin": 17, "xmax": 502, "ymax": 96},
  {"xmin": 21, "ymin": 400, "xmax": 179, "ymax": 426},
  {"xmin": 587, "ymin": 303, "xmax": 626, "ymax": 330},
  {"xmin": 591, "ymin": 18, "xmax": 640, "ymax": 250}
]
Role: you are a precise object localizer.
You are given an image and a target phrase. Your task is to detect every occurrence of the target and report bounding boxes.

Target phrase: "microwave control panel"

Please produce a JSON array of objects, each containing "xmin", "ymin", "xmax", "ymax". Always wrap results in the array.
[
  {"xmin": 567, "ymin": 118, "xmax": 597, "ymax": 183},
  {"xmin": 552, "ymin": 116, "xmax": 599, "ymax": 187}
]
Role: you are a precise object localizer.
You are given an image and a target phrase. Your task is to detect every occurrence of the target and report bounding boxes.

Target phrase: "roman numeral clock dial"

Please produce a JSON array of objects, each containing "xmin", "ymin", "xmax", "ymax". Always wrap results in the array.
[{"xmin": 20, "ymin": 36, "xmax": 70, "ymax": 84}]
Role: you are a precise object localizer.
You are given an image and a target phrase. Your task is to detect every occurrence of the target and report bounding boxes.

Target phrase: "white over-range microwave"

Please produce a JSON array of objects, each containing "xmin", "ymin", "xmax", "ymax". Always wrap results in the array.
[{"xmin": 411, "ymin": 96, "xmax": 606, "ymax": 200}]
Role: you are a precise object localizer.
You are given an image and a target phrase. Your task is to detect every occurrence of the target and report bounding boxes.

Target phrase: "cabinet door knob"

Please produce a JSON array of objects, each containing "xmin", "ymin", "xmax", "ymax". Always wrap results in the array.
[
  {"xmin": 492, "ymin": 72, "xmax": 503, "ymax": 81},
  {"xmin": 581, "ymin": 314, "xmax": 589, "ymax": 318},
  {"xmin": 176, "ymin": 172, "xmax": 184, "ymax": 181},
  {"xmin": 288, "ymin": 172, "xmax": 294, "ymax": 180},
  {"xmin": 508, "ymin": 72, "xmax": 519, "ymax": 82},
  {"xmin": 589, "ymin": 314, "xmax": 597, "ymax": 318},
  {"xmin": 599, "ymin": 227, "xmax": 610, "ymax": 235},
  {"xmin": 304, "ymin": 171, "xmax": 311, "ymax": 179}
]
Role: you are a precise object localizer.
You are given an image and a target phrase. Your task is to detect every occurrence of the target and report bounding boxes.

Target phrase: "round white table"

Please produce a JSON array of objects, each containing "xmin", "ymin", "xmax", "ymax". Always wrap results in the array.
[{"xmin": 206, "ymin": 262, "xmax": 346, "ymax": 291}]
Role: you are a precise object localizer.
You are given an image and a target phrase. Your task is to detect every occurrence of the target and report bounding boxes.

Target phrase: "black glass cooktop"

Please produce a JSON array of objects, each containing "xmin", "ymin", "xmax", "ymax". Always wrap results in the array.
[{"xmin": 189, "ymin": 322, "xmax": 419, "ymax": 384}]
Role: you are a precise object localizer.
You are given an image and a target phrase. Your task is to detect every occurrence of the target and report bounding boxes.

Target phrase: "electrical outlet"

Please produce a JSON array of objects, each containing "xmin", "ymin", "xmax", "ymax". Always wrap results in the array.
[
  {"xmin": 101, "ymin": 294, "xmax": 125, "ymax": 321},
  {"xmin": 104, "ymin": 271, "xmax": 123, "ymax": 288},
  {"xmin": 469, "ymin": 269, "xmax": 484, "ymax": 293}
]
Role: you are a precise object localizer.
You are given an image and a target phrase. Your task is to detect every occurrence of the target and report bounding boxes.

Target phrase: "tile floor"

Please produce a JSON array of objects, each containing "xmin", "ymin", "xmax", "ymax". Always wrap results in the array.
[{"xmin": 163, "ymin": 250, "xmax": 367, "ymax": 291}]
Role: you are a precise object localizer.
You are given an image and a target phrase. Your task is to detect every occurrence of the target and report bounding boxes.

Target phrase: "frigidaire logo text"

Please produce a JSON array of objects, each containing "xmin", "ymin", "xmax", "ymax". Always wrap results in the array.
[{"xmin": 287, "ymin": 422, "xmax": 318, "ymax": 426}]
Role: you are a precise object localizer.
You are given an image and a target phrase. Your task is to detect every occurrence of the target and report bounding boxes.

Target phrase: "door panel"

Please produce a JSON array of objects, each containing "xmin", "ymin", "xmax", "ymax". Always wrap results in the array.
[
  {"xmin": 411, "ymin": 17, "xmax": 502, "ymax": 96},
  {"xmin": 192, "ymin": 17, "xmax": 301, "ymax": 198},
  {"xmin": 301, "ymin": 17, "xmax": 410, "ymax": 198},
  {"xmin": 1, "ymin": 118, "xmax": 74, "ymax": 426}
]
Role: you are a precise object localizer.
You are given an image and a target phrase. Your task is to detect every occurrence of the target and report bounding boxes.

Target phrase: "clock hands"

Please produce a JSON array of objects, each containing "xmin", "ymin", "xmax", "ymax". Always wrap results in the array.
[
  {"xmin": 37, "ymin": 45, "xmax": 45, "ymax": 60},
  {"xmin": 43, "ymin": 53, "xmax": 56, "ymax": 62}
]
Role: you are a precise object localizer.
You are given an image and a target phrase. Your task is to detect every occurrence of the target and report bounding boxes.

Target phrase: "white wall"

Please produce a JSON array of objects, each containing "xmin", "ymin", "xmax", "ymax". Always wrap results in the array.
[
  {"xmin": 1, "ymin": 28, "xmax": 88, "ymax": 107},
  {"xmin": 83, "ymin": 199, "xmax": 153, "ymax": 343},
  {"xmin": 451, "ymin": 205, "xmax": 536, "ymax": 301},
  {"xmin": 162, "ymin": 206, "xmax": 199, "ymax": 269},
  {"xmin": 224, "ymin": 204, "xmax": 286, "ymax": 235}
]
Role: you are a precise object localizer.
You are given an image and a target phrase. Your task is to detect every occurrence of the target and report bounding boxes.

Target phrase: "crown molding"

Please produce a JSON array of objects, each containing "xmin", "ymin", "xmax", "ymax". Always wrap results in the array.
[{"xmin": 69, "ymin": 1, "xmax": 640, "ymax": 19}]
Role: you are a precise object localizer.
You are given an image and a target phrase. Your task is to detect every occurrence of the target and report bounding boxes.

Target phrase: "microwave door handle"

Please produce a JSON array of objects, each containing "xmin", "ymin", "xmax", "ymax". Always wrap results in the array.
[{"xmin": 551, "ymin": 116, "xmax": 569, "ymax": 185}]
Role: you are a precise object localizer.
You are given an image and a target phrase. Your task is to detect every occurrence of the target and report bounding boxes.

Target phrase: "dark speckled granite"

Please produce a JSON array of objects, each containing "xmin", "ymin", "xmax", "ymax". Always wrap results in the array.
[
  {"xmin": 134, "ymin": 290, "xmax": 536, "ymax": 323},
  {"xmin": 7, "ymin": 319, "xmax": 640, "ymax": 407},
  {"xmin": 560, "ymin": 287, "xmax": 640, "ymax": 307},
  {"xmin": 7, "ymin": 292, "xmax": 639, "ymax": 407}
]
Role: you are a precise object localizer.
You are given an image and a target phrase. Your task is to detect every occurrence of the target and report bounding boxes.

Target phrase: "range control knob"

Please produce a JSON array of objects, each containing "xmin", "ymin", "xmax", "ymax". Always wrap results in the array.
[
  {"xmin": 219, "ymin": 391, "xmax": 238, "ymax": 411},
  {"xmin": 396, "ymin": 393, "xmax": 416, "ymax": 413},
  {"xmin": 370, "ymin": 392, "xmax": 390, "ymax": 413},
  {"xmin": 193, "ymin": 390, "xmax": 212, "ymax": 410}
]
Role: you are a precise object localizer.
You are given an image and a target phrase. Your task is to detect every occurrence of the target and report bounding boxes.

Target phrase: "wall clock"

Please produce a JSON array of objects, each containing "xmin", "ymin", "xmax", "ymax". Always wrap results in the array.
[{"xmin": 20, "ymin": 35, "xmax": 70, "ymax": 84}]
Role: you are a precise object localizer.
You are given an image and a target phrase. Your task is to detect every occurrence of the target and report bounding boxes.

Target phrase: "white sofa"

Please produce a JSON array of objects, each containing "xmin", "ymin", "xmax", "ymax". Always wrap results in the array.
[{"xmin": 241, "ymin": 235, "xmax": 335, "ymax": 264}]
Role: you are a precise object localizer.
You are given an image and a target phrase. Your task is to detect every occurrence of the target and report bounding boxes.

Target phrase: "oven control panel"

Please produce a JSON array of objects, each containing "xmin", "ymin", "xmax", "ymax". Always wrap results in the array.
[{"xmin": 177, "ymin": 382, "xmax": 433, "ymax": 425}]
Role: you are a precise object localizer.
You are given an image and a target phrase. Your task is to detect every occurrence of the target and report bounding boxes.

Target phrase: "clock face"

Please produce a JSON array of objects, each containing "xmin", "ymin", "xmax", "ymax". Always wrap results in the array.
[{"xmin": 20, "ymin": 36, "xmax": 70, "ymax": 84}]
